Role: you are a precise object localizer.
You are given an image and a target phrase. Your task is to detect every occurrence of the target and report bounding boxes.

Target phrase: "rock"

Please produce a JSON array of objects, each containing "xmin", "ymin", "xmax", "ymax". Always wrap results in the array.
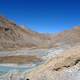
[{"xmin": 25, "ymin": 46, "xmax": 80, "ymax": 80}]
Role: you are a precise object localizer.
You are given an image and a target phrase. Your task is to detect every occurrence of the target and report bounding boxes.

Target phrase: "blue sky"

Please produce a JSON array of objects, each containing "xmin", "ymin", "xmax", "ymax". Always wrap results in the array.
[{"xmin": 0, "ymin": 0, "xmax": 80, "ymax": 33}]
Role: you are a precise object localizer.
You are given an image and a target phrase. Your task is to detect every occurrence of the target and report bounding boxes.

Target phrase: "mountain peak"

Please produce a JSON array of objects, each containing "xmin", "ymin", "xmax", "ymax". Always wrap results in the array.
[
  {"xmin": 0, "ymin": 16, "xmax": 16, "ymax": 29},
  {"xmin": 0, "ymin": 16, "xmax": 5, "ymax": 19},
  {"xmin": 73, "ymin": 26, "xmax": 80, "ymax": 30}
]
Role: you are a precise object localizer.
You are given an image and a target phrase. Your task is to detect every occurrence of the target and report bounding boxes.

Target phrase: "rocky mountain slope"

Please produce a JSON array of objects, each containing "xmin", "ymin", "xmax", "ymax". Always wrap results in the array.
[
  {"xmin": 49, "ymin": 26, "xmax": 80, "ymax": 49},
  {"xmin": 25, "ymin": 45, "xmax": 80, "ymax": 80},
  {"xmin": 0, "ymin": 16, "xmax": 52, "ymax": 50},
  {"xmin": 0, "ymin": 16, "xmax": 80, "ymax": 50}
]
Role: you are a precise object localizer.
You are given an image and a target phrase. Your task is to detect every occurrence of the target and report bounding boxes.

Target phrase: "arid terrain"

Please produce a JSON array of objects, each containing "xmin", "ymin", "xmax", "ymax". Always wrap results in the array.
[
  {"xmin": 0, "ymin": 55, "xmax": 42, "ymax": 64},
  {"xmin": 0, "ymin": 16, "xmax": 80, "ymax": 80},
  {"xmin": 25, "ymin": 45, "xmax": 80, "ymax": 80}
]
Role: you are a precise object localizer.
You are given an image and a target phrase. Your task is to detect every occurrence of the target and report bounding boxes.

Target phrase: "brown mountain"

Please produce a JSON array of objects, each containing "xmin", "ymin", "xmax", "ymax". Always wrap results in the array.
[
  {"xmin": 0, "ymin": 16, "xmax": 52, "ymax": 50},
  {"xmin": 0, "ymin": 16, "xmax": 80, "ymax": 50}
]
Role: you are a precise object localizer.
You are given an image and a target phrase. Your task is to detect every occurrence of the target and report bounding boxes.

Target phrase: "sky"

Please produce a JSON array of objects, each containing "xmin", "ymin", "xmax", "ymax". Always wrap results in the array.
[{"xmin": 0, "ymin": 0, "xmax": 80, "ymax": 33}]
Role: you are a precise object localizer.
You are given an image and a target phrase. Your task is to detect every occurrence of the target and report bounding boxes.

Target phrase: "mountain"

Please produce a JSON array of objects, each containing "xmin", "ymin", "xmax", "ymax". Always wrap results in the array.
[
  {"xmin": 0, "ymin": 16, "xmax": 80, "ymax": 80},
  {"xmin": 51, "ymin": 26, "xmax": 80, "ymax": 48},
  {"xmin": 0, "ymin": 16, "xmax": 52, "ymax": 50},
  {"xmin": 0, "ymin": 16, "xmax": 80, "ymax": 50}
]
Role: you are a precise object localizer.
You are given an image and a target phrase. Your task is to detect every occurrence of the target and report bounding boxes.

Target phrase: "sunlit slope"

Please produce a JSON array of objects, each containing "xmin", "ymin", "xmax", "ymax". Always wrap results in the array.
[
  {"xmin": 26, "ymin": 46, "xmax": 80, "ymax": 80},
  {"xmin": 0, "ymin": 16, "xmax": 80, "ymax": 50}
]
